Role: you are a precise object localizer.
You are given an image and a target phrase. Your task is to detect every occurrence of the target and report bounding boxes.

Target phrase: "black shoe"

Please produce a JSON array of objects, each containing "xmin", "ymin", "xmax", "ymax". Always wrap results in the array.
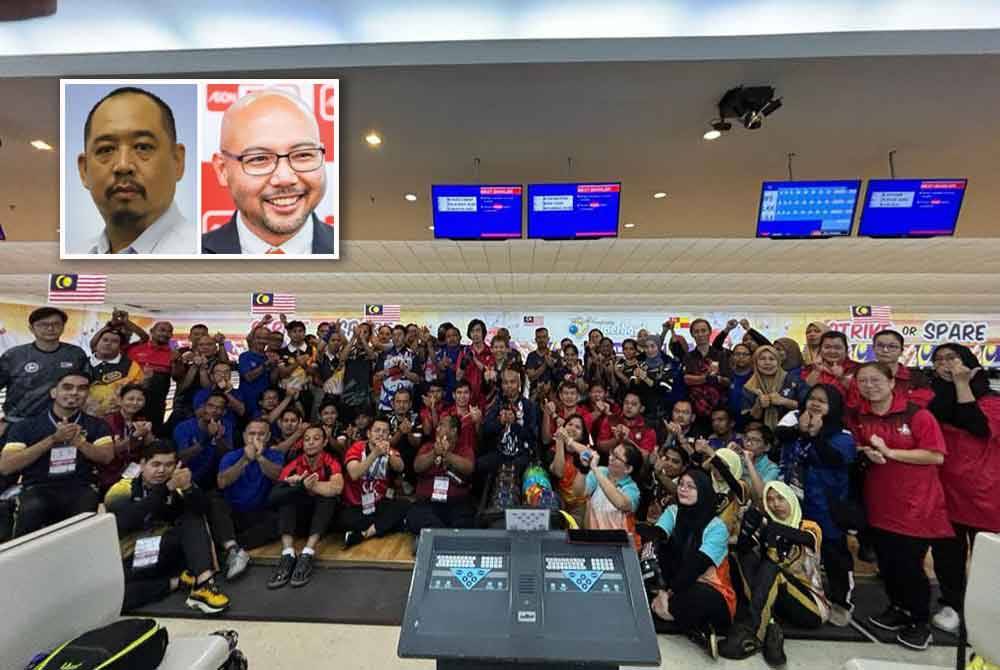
[
  {"xmin": 869, "ymin": 605, "xmax": 912, "ymax": 632},
  {"xmin": 344, "ymin": 530, "xmax": 363, "ymax": 548},
  {"xmin": 896, "ymin": 622, "xmax": 932, "ymax": 651},
  {"xmin": 267, "ymin": 553, "xmax": 296, "ymax": 589},
  {"xmin": 719, "ymin": 625, "xmax": 760, "ymax": 660},
  {"xmin": 289, "ymin": 552, "xmax": 314, "ymax": 588},
  {"xmin": 763, "ymin": 621, "xmax": 787, "ymax": 667}
]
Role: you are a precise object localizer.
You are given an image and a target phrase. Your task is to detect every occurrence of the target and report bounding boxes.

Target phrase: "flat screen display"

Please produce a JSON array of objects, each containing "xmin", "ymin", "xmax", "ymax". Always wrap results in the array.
[
  {"xmin": 858, "ymin": 179, "xmax": 967, "ymax": 237},
  {"xmin": 756, "ymin": 180, "xmax": 861, "ymax": 238},
  {"xmin": 527, "ymin": 183, "xmax": 621, "ymax": 239},
  {"xmin": 431, "ymin": 185, "xmax": 523, "ymax": 239}
]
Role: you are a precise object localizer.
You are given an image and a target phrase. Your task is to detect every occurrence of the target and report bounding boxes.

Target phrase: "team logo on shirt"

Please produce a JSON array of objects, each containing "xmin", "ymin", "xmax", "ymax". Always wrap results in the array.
[
  {"xmin": 898, "ymin": 423, "xmax": 912, "ymax": 436},
  {"xmin": 23, "ymin": 362, "xmax": 39, "ymax": 373},
  {"xmin": 102, "ymin": 371, "xmax": 123, "ymax": 383},
  {"xmin": 60, "ymin": 361, "xmax": 74, "ymax": 368}
]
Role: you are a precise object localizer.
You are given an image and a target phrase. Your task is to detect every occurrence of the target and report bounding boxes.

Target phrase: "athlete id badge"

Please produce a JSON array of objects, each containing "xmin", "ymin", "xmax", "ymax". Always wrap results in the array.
[
  {"xmin": 362, "ymin": 491, "xmax": 377, "ymax": 515},
  {"xmin": 49, "ymin": 446, "xmax": 77, "ymax": 476},
  {"xmin": 432, "ymin": 476, "xmax": 450, "ymax": 502},
  {"xmin": 132, "ymin": 535, "xmax": 162, "ymax": 569}
]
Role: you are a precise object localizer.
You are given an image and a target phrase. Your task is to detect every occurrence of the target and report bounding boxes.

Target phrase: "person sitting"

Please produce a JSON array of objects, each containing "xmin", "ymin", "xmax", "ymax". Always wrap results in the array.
[
  {"xmin": 720, "ymin": 481, "xmax": 827, "ymax": 664},
  {"xmin": 406, "ymin": 415, "xmax": 476, "ymax": 547},
  {"xmin": 738, "ymin": 423, "xmax": 781, "ymax": 504},
  {"xmin": 339, "ymin": 417, "xmax": 410, "ymax": 548},
  {"xmin": 192, "ymin": 361, "xmax": 247, "ymax": 436},
  {"xmin": 172, "ymin": 392, "xmax": 233, "ymax": 491},
  {"xmin": 317, "ymin": 398, "xmax": 348, "ymax": 456},
  {"xmin": 742, "ymin": 345, "xmax": 805, "ymax": 432},
  {"xmin": 645, "ymin": 444, "xmax": 690, "ymax": 523},
  {"xmin": 647, "ymin": 468, "xmax": 737, "ymax": 658},
  {"xmin": 707, "ymin": 407, "xmax": 743, "ymax": 452},
  {"xmin": 802, "ymin": 331, "xmax": 857, "ymax": 398},
  {"xmin": 86, "ymin": 326, "xmax": 144, "ymax": 418},
  {"xmin": 209, "ymin": 418, "xmax": 285, "ymax": 581},
  {"xmin": 442, "ymin": 381, "xmax": 482, "ymax": 456},
  {"xmin": 576, "ymin": 442, "xmax": 644, "ymax": 547},
  {"xmin": 419, "ymin": 381, "xmax": 448, "ymax": 441},
  {"xmin": 272, "ymin": 407, "xmax": 308, "ymax": 458},
  {"xmin": 547, "ymin": 415, "xmax": 593, "ymax": 527},
  {"xmin": 98, "ymin": 383, "xmax": 155, "ymax": 494},
  {"xmin": 661, "ymin": 399, "xmax": 699, "ymax": 456},
  {"xmin": 483, "ymin": 368, "xmax": 541, "ymax": 454},
  {"xmin": 542, "ymin": 381, "xmax": 593, "ymax": 445},
  {"xmin": 595, "ymin": 391, "xmax": 657, "ymax": 462},
  {"xmin": 383, "ymin": 387, "xmax": 423, "ymax": 494},
  {"xmin": 105, "ymin": 441, "xmax": 231, "ymax": 614},
  {"xmin": 267, "ymin": 425, "xmax": 343, "ymax": 589},
  {"xmin": 584, "ymin": 382, "xmax": 620, "ymax": 447},
  {"xmin": 704, "ymin": 446, "xmax": 749, "ymax": 544},
  {"xmin": 0, "ymin": 371, "xmax": 113, "ymax": 537},
  {"xmin": 254, "ymin": 386, "xmax": 296, "ymax": 437}
]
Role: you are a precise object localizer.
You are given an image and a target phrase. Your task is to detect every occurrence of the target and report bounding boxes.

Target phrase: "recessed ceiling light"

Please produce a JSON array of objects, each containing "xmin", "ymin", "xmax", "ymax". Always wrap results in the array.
[
  {"xmin": 365, "ymin": 132, "xmax": 382, "ymax": 146},
  {"xmin": 427, "ymin": 225, "xmax": 435, "ymax": 231},
  {"xmin": 703, "ymin": 129, "xmax": 722, "ymax": 141},
  {"xmin": 30, "ymin": 140, "xmax": 53, "ymax": 151},
  {"xmin": 653, "ymin": 192, "xmax": 667, "ymax": 199},
  {"xmin": 404, "ymin": 193, "xmax": 418, "ymax": 202},
  {"xmin": 624, "ymin": 223, "xmax": 636, "ymax": 229}
]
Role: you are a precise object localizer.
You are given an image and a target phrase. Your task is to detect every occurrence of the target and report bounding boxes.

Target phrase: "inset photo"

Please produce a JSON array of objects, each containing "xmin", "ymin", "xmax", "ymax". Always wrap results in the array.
[
  {"xmin": 61, "ymin": 80, "xmax": 199, "ymax": 257},
  {"xmin": 199, "ymin": 80, "xmax": 340, "ymax": 257}
]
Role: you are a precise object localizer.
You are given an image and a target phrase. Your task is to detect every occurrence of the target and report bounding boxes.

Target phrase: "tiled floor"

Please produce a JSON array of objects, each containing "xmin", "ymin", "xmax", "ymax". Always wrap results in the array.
[{"xmin": 163, "ymin": 618, "xmax": 959, "ymax": 670}]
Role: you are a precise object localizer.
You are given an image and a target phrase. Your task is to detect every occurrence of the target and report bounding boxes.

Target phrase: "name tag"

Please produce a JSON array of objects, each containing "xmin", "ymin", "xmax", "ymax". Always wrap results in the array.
[
  {"xmin": 132, "ymin": 535, "xmax": 162, "ymax": 569},
  {"xmin": 362, "ymin": 491, "xmax": 377, "ymax": 515},
  {"xmin": 49, "ymin": 446, "xmax": 77, "ymax": 476},
  {"xmin": 432, "ymin": 476, "xmax": 450, "ymax": 502},
  {"xmin": 122, "ymin": 462, "xmax": 142, "ymax": 479}
]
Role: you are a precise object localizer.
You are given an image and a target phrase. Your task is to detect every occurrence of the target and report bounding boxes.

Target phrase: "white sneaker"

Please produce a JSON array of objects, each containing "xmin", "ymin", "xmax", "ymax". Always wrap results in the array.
[
  {"xmin": 828, "ymin": 603, "xmax": 853, "ymax": 627},
  {"xmin": 931, "ymin": 606, "xmax": 960, "ymax": 634},
  {"xmin": 225, "ymin": 547, "xmax": 251, "ymax": 580}
]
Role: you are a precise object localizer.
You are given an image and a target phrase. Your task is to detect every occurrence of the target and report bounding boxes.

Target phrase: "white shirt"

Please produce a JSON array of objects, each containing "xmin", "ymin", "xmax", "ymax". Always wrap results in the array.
[
  {"xmin": 235, "ymin": 211, "xmax": 313, "ymax": 255},
  {"xmin": 88, "ymin": 201, "xmax": 193, "ymax": 255},
  {"xmin": 90, "ymin": 353, "xmax": 122, "ymax": 367}
]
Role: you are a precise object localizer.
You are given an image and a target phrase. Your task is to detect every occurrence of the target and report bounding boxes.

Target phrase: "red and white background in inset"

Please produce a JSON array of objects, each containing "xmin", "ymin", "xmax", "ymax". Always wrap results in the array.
[{"xmin": 199, "ymin": 80, "xmax": 339, "ymax": 234}]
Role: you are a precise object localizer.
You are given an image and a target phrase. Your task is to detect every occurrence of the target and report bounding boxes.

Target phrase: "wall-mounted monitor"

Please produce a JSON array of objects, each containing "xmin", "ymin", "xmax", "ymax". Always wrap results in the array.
[
  {"xmin": 756, "ymin": 180, "xmax": 861, "ymax": 238},
  {"xmin": 858, "ymin": 179, "xmax": 967, "ymax": 237},
  {"xmin": 431, "ymin": 185, "xmax": 523, "ymax": 240},
  {"xmin": 527, "ymin": 183, "xmax": 621, "ymax": 239}
]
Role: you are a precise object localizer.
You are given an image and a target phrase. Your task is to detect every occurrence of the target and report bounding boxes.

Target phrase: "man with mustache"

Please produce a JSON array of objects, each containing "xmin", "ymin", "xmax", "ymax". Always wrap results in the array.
[
  {"xmin": 202, "ymin": 88, "xmax": 334, "ymax": 255},
  {"xmin": 77, "ymin": 86, "xmax": 194, "ymax": 255}
]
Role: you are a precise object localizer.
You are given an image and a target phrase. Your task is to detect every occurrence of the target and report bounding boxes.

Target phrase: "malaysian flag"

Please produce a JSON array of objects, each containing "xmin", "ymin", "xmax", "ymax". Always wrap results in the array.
[
  {"xmin": 850, "ymin": 305, "xmax": 893, "ymax": 323},
  {"xmin": 523, "ymin": 315, "xmax": 544, "ymax": 326},
  {"xmin": 364, "ymin": 304, "xmax": 401, "ymax": 323},
  {"xmin": 48, "ymin": 274, "xmax": 106, "ymax": 304},
  {"xmin": 251, "ymin": 292, "xmax": 296, "ymax": 314}
]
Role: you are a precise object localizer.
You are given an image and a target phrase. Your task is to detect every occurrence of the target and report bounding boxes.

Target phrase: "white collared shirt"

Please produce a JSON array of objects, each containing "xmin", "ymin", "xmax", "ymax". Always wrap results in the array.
[
  {"xmin": 235, "ymin": 211, "xmax": 313, "ymax": 255},
  {"xmin": 88, "ymin": 201, "xmax": 193, "ymax": 255},
  {"xmin": 90, "ymin": 353, "xmax": 122, "ymax": 366},
  {"xmin": 286, "ymin": 342, "xmax": 309, "ymax": 354}
]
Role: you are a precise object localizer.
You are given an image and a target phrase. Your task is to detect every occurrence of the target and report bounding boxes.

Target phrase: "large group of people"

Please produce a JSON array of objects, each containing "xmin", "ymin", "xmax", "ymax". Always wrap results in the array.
[{"xmin": 0, "ymin": 306, "xmax": 997, "ymax": 665}]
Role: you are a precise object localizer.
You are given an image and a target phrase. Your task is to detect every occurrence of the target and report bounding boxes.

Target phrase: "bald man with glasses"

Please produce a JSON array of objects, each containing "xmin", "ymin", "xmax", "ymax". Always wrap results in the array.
[{"xmin": 202, "ymin": 89, "xmax": 335, "ymax": 255}]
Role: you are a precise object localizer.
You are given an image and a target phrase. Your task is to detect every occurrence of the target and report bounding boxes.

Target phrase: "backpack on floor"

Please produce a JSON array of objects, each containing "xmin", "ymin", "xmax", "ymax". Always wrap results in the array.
[{"xmin": 28, "ymin": 618, "xmax": 167, "ymax": 670}]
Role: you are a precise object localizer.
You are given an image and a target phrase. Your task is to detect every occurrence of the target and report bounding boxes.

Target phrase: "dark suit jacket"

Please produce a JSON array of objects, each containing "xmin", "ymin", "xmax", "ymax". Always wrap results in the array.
[{"xmin": 201, "ymin": 212, "xmax": 336, "ymax": 254}]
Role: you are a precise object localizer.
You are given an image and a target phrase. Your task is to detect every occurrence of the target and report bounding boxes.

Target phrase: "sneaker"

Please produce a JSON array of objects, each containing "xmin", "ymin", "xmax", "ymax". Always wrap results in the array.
[
  {"xmin": 225, "ymin": 547, "xmax": 251, "ymax": 581},
  {"xmin": 707, "ymin": 628, "xmax": 719, "ymax": 660},
  {"xmin": 763, "ymin": 621, "xmax": 787, "ymax": 667},
  {"xmin": 869, "ymin": 605, "xmax": 912, "ymax": 632},
  {"xmin": 289, "ymin": 552, "xmax": 314, "ymax": 588},
  {"xmin": 186, "ymin": 580, "xmax": 230, "ymax": 615},
  {"xmin": 267, "ymin": 553, "xmax": 296, "ymax": 589},
  {"xmin": 828, "ymin": 602, "xmax": 854, "ymax": 627},
  {"xmin": 932, "ymin": 606, "xmax": 961, "ymax": 634},
  {"xmin": 719, "ymin": 625, "xmax": 760, "ymax": 660},
  {"xmin": 344, "ymin": 530, "xmax": 363, "ymax": 548},
  {"xmin": 178, "ymin": 570, "xmax": 196, "ymax": 589},
  {"xmin": 897, "ymin": 622, "xmax": 932, "ymax": 651}
]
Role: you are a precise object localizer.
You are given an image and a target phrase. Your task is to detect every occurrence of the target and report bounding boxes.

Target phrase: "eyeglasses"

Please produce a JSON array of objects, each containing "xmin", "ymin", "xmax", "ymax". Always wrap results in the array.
[{"xmin": 220, "ymin": 146, "xmax": 325, "ymax": 176}]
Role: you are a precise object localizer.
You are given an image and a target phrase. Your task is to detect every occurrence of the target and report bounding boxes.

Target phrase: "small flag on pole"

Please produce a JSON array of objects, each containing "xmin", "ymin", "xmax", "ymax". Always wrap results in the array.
[
  {"xmin": 364, "ymin": 304, "xmax": 401, "ymax": 323},
  {"xmin": 251, "ymin": 292, "xmax": 296, "ymax": 314},
  {"xmin": 48, "ymin": 274, "xmax": 106, "ymax": 304},
  {"xmin": 850, "ymin": 305, "xmax": 893, "ymax": 323}
]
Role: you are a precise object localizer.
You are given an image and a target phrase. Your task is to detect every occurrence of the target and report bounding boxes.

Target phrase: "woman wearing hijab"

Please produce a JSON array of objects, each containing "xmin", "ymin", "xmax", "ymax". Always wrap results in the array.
[
  {"xmin": 849, "ymin": 362, "xmax": 952, "ymax": 651},
  {"xmin": 774, "ymin": 337, "xmax": 805, "ymax": 379},
  {"xmin": 721, "ymin": 481, "xmax": 827, "ymax": 664},
  {"xmin": 775, "ymin": 384, "xmax": 857, "ymax": 625},
  {"xmin": 706, "ymin": 446, "xmax": 749, "ymax": 544},
  {"xmin": 927, "ymin": 343, "xmax": 1000, "ymax": 635},
  {"xmin": 803, "ymin": 331, "xmax": 858, "ymax": 399},
  {"xmin": 742, "ymin": 345, "xmax": 805, "ymax": 431},
  {"xmin": 649, "ymin": 468, "xmax": 736, "ymax": 658},
  {"xmin": 633, "ymin": 335, "xmax": 676, "ymax": 424},
  {"xmin": 801, "ymin": 321, "xmax": 828, "ymax": 367}
]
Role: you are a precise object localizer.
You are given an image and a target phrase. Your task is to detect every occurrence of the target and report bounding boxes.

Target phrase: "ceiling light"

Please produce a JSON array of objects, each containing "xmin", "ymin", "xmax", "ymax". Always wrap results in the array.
[
  {"xmin": 652, "ymin": 192, "xmax": 667, "ymax": 199},
  {"xmin": 30, "ymin": 140, "xmax": 53, "ymax": 151},
  {"xmin": 404, "ymin": 193, "xmax": 418, "ymax": 202},
  {"xmin": 364, "ymin": 132, "xmax": 382, "ymax": 146},
  {"xmin": 703, "ymin": 129, "xmax": 722, "ymax": 141},
  {"xmin": 624, "ymin": 223, "xmax": 636, "ymax": 229}
]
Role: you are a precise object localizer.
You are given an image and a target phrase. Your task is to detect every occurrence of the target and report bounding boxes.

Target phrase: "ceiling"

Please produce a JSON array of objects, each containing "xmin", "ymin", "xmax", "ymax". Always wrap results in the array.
[
  {"xmin": 2, "ymin": 53, "xmax": 1000, "ymax": 242},
  {"xmin": 2, "ymin": 237, "xmax": 998, "ymax": 313}
]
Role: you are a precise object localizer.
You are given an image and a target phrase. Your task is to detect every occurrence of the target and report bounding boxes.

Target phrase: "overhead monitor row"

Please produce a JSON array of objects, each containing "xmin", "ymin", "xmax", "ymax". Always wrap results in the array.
[
  {"xmin": 757, "ymin": 178, "xmax": 968, "ymax": 238},
  {"xmin": 432, "ymin": 183, "xmax": 622, "ymax": 240}
]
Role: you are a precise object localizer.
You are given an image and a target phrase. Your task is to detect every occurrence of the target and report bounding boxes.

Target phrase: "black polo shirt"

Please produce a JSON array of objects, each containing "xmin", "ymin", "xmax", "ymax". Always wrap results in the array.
[{"xmin": 3, "ymin": 407, "xmax": 112, "ymax": 487}]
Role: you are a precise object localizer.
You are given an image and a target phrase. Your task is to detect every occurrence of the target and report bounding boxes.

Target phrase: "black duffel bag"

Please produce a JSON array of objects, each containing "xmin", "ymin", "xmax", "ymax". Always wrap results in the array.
[{"xmin": 28, "ymin": 618, "xmax": 167, "ymax": 670}]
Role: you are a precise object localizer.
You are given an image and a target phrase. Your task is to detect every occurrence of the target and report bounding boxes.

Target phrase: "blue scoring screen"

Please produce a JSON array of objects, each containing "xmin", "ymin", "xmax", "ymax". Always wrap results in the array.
[
  {"xmin": 756, "ymin": 180, "xmax": 861, "ymax": 237},
  {"xmin": 527, "ymin": 183, "xmax": 621, "ymax": 239},
  {"xmin": 432, "ymin": 185, "xmax": 523, "ymax": 239},
  {"xmin": 859, "ymin": 179, "xmax": 967, "ymax": 237}
]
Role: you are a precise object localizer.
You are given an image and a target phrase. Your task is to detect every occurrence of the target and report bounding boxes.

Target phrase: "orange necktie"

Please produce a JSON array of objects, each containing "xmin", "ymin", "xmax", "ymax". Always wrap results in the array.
[{"xmin": 266, "ymin": 248, "xmax": 285, "ymax": 254}]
